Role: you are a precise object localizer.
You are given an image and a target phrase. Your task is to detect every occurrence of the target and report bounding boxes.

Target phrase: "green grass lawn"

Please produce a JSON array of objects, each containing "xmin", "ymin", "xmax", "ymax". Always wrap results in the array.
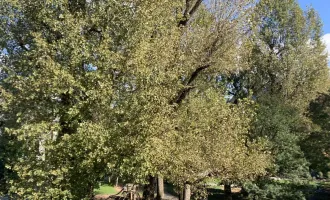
[{"xmin": 94, "ymin": 184, "xmax": 118, "ymax": 195}]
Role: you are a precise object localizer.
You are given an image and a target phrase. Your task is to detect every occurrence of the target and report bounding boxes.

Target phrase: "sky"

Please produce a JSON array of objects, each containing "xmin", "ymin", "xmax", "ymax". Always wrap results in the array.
[{"xmin": 298, "ymin": 0, "xmax": 330, "ymax": 60}]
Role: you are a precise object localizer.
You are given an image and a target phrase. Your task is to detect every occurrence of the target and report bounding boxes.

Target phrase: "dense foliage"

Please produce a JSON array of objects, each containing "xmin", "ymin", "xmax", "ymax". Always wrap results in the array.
[{"xmin": 0, "ymin": 0, "xmax": 329, "ymax": 199}]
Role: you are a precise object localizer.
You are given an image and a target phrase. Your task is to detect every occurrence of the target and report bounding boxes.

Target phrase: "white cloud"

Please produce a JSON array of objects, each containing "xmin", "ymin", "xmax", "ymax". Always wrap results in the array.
[{"xmin": 322, "ymin": 33, "xmax": 330, "ymax": 61}]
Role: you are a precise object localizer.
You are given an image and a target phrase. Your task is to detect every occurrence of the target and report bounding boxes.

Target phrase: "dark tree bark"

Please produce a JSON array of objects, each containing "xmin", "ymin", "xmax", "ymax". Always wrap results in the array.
[
  {"xmin": 143, "ymin": 176, "xmax": 156, "ymax": 200},
  {"xmin": 171, "ymin": 64, "xmax": 210, "ymax": 105},
  {"xmin": 178, "ymin": 0, "xmax": 203, "ymax": 27},
  {"xmin": 224, "ymin": 183, "xmax": 232, "ymax": 200}
]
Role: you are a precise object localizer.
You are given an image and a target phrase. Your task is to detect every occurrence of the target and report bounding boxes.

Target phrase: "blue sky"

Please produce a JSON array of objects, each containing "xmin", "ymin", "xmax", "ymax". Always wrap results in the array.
[
  {"xmin": 298, "ymin": 0, "xmax": 330, "ymax": 33},
  {"xmin": 298, "ymin": 0, "xmax": 330, "ymax": 59}
]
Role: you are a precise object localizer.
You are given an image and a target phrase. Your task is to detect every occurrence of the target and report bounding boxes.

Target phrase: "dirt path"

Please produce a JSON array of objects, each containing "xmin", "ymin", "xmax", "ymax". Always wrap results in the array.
[{"xmin": 163, "ymin": 193, "xmax": 178, "ymax": 200}]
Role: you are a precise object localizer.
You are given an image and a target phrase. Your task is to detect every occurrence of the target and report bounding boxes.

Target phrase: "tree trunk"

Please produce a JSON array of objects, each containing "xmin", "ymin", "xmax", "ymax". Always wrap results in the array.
[
  {"xmin": 183, "ymin": 183, "xmax": 191, "ymax": 200},
  {"xmin": 156, "ymin": 176, "xmax": 164, "ymax": 200},
  {"xmin": 115, "ymin": 177, "xmax": 119, "ymax": 187},
  {"xmin": 178, "ymin": 186, "xmax": 184, "ymax": 200},
  {"xmin": 224, "ymin": 183, "xmax": 232, "ymax": 200},
  {"xmin": 133, "ymin": 185, "xmax": 137, "ymax": 200},
  {"xmin": 108, "ymin": 174, "xmax": 113, "ymax": 184},
  {"xmin": 143, "ymin": 175, "xmax": 156, "ymax": 200},
  {"xmin": 87, "ymin": 182, "xmax": 94, "ymax": 200}
]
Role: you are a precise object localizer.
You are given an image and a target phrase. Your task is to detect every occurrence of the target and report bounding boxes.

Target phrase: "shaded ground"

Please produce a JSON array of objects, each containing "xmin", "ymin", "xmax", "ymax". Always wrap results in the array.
[
  {"xmin": 163, "ymin": 183, "xmax": 242, "ymax": 200},
  {"xmin": 207, "ymin": 188, "xmax": 242, "ymax": 200},
  {"xmin": 309, "ymin": 188, "xmax": 330, "ymax": 200},
  {"xmin": 93, "ymin": 180, "xmax": 330, "ymax": 200},
  {"xmin": 163, "ymin": 183, "xmax": 178, "ymax": 200},
  {"xmin": 94, "ymin": 183, "xmax": 178, "ymax": 200},
  {"xmin": 309, "ymin": 180, "xmax": 330, "ymax": 200},
  {"xmin": 0, "ymin": 196, "xmax": 9, "ymax": 200}
]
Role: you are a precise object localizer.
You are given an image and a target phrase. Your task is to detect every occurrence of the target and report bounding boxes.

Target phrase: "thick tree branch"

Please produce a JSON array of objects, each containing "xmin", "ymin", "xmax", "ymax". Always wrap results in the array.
[
  {"xmin": 188, "ymin": 0, "xmax": 203, "ymax": 17},
  {"xmin": 18, "ymin": 41, "xmax": 29, "ymax": 51},
  {"xmin": 88, "ymin": 26, "xmax": 102, "ymax": 34},
  {"xmin": 186, "ymin": 64, "xmax": 210, "ymax": 85},
  {"xmin": 183, "ymin": 0, "xmax": 191, "ymax": 17},
  {"xmin": 178, "ymin": 0, "xmax": 203, "ymax": 27},
  {"xmin": 40, "ymin": 22, "xmax": 64, "ymax": 43},
  {"xmin": 172, "ymin": 86, "xmax": 195, "ymax": 105},
  {"xmin": 171, "ymin": 64, "xmax": 210, "ymax": 104},
  {"xmin": 171, "ymin": 30, "xmax": 223, "ymax": 105},
  {"xmin": 174, "ymin": 6, "xmax": 228, "ymax": 105},
  {"xmin": 15, "ymin": 36, "xmax": 29, "ymax": 51}
]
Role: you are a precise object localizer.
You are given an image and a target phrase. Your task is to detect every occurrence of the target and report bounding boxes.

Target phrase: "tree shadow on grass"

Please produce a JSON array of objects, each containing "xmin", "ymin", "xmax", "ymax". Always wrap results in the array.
[{"xmin": 207, "ymin": 188, "xmax": 243, "ymax": 200}]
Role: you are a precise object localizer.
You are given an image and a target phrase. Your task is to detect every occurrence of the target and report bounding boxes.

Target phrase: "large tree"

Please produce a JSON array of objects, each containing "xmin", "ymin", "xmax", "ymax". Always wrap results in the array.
[
  {"xmin": 0, "ymin": 0, "xmax": 270, "ymax": 199},
  {"xmin": 228, "ymin": 0, "xmax": 329, "ymax": 105},
  {"xmin": 226, "ymin": 1, "xmax": 329, "ymax": 199},
  {"xmin": 302, "ymin": 90, "xmax": 330, "ymax": 176},
  {"xmin": 248, "ymin": 0, "xmax": 329, "ymax": 177},
  {"xmin": 224, "ymin": 0, "xmax": 329, "ymax": 198}
]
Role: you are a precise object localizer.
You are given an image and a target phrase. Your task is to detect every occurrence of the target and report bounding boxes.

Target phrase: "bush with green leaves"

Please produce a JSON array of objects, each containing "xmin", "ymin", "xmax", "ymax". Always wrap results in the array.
[{"xmin": 243, "ymin": 179, "xmax": 316, "ymax": 200}]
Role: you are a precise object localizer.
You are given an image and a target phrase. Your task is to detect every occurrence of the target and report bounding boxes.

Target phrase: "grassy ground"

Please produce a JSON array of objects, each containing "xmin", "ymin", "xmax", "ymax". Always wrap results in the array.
[{"xmin": 94, "ymin": 184, "xmax": 118, "ymax": 195}]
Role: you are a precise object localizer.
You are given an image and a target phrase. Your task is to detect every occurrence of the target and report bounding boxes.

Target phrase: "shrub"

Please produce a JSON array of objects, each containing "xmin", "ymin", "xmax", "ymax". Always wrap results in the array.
[
  {"xmin": 318, "ymin": 172, "xmax": 324, "ymax": 179},
  {"xmin": 326, "ymin": 171, "xmax": 330, "ymax": 179},
  {"xmin": 243, "ymin": 179, "xmax": 316, "ymax": 200}
]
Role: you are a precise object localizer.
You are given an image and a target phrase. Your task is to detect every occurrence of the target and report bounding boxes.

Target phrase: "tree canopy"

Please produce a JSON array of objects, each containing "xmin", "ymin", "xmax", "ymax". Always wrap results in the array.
[{"xmin": 0, "ymin": 0, "xmax": 329, "ymax": 199}]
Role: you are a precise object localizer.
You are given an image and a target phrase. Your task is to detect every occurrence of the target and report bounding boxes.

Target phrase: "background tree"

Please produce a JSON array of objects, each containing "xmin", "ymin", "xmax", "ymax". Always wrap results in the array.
[
  {"xmin": 247, "ymin": 0, "xmax": 329, "ymax": 178},
  {"xmin": 221, "ymin": 0, "xmax": 329, "ymax": 198},
  {"xmin": 302, "ymin": 91, "xmax": 330, "ymax": 177}
]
